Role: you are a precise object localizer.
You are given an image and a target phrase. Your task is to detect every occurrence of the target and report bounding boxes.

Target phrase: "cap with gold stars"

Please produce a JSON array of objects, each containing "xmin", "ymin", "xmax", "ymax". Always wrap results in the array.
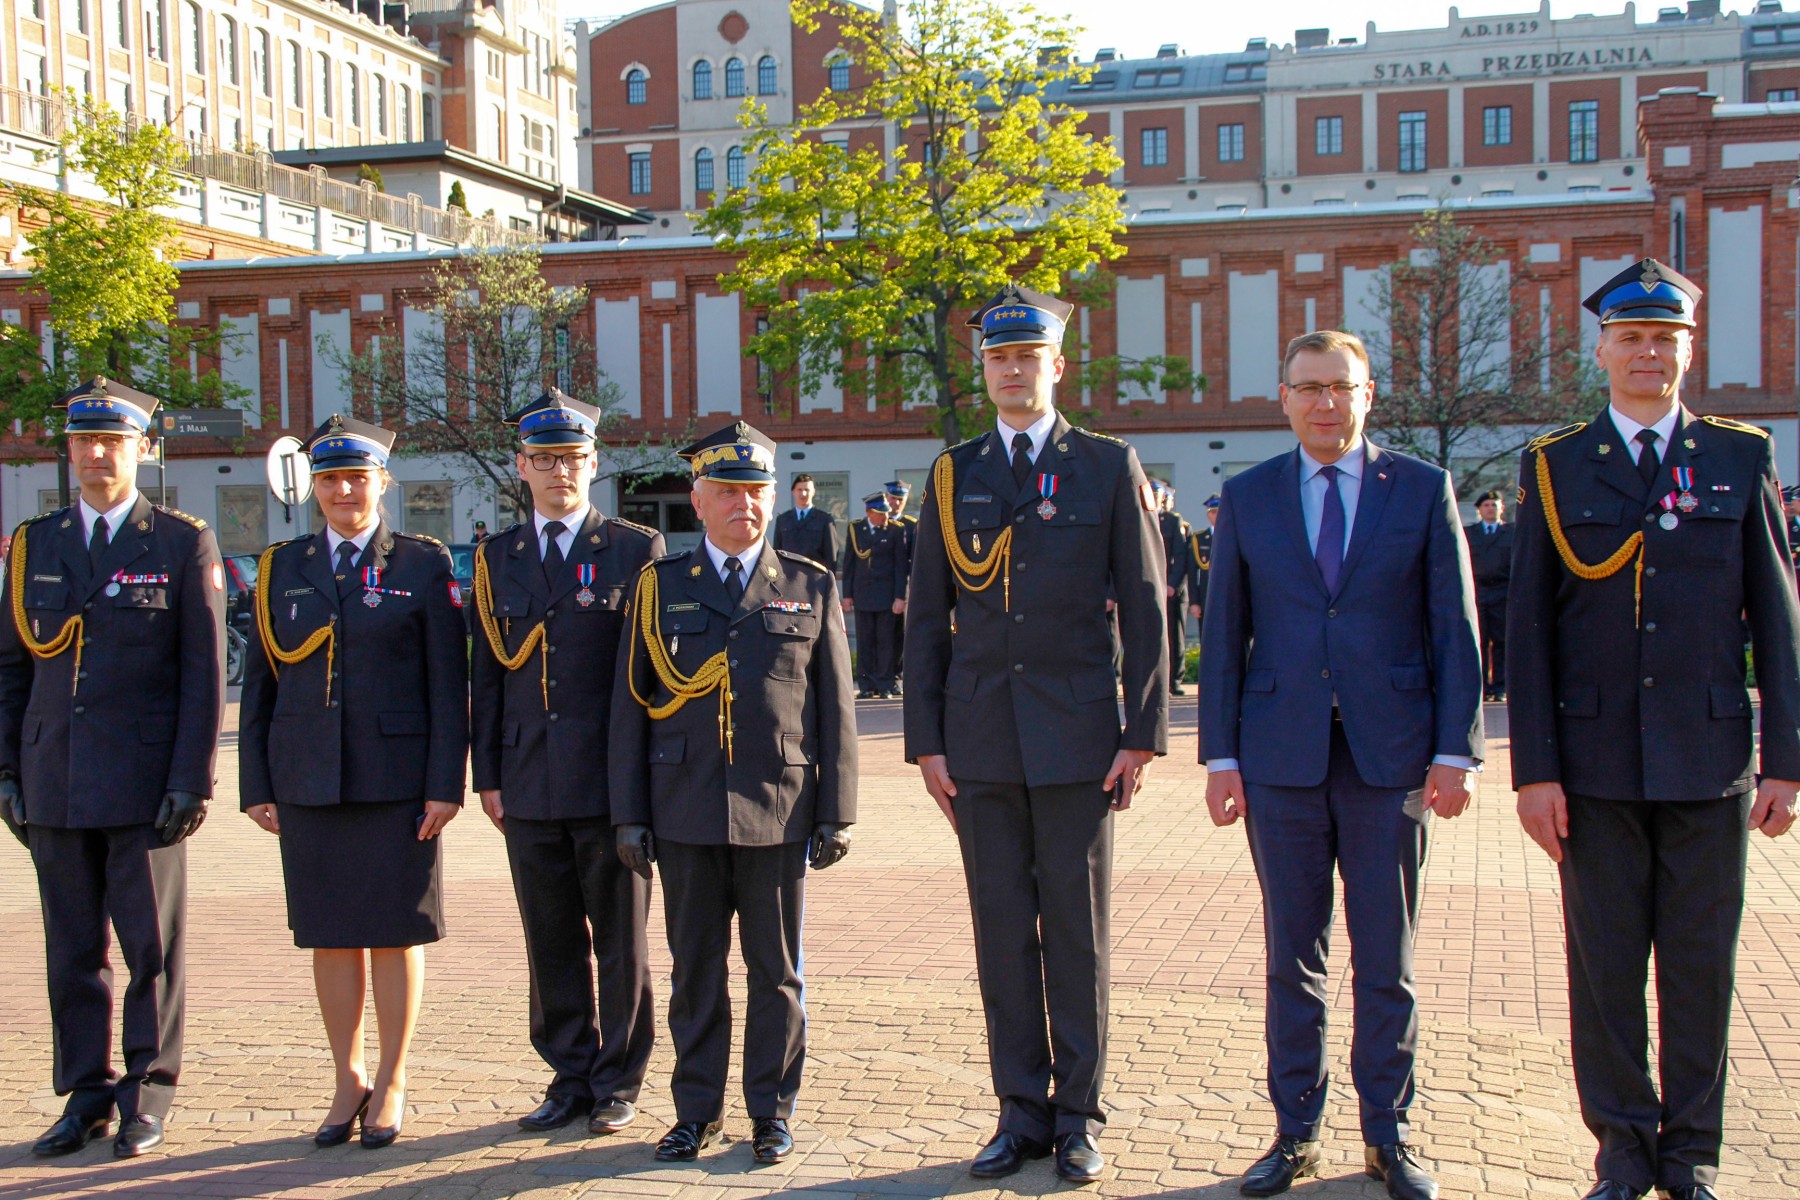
[
  {"xmin": 302, "ymin": 414, "xmax": 396, "ymax": 472},
  {"xmin": 508, "ymin": 388, "xmax": 600, "ymax": 448},
  {"xmin": 57, "ymin": 376, "xmax": 161, "ymax": 435},
  {"xmin": 966, "ymin": 282, "xmax": 1075, "ymax": 350}
]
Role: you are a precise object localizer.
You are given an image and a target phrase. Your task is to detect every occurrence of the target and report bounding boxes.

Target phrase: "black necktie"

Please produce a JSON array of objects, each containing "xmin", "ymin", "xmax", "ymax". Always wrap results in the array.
[
  {"xmin": 541, "ymin": 520, "xmax": 567, "ymax": 587},
  {"xmin": 335, "ymin": 540, "xmax": 359, "ymax": 597},
  {"xmin": 724, "ymin": 556, "xmax": 744, "ymax": 606},
  {"xmin": 88, "ymin": 515, "xmax": 108, "ymax": 574},
  {"xmin": 1634, "ymin": 429, "xmax": 1662, "ymax": 492},
  {"xmin": 1011, "ymin": 432, "xmax": 1034, "ymax": 489}
]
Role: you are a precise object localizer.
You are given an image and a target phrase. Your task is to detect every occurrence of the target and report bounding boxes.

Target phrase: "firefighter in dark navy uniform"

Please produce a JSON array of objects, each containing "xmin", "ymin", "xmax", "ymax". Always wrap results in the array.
[
  {"xmin": 239, "ymin": 415, "xmax": 469, "ymax": 1151},
  {"xmin": 0, "ymin": 378, "xmax": 225, "ymax": 1160},
  {"xmin": 884, "ymin": 480, "xmax": 917, "ymax": 693},
  {"xmin": 609, "ymin": 421, "xmax": 857, "ymax": 1166},
  {"xmin": 904, "ymin": 283, "xmax": 1168, "ymax": 1184},
  {"xmin": 471, "ymin": 390, "xmax": 663, "ymax": 1138},
  {"xmin": 1154, "ymin": 481, "xmax": 1192, "ymax": 694},
  {"xmin": 1508, "ymin": 259, "xmax": 1800, "ymax": 1200},
  {"xmin": 1186, "ymin": 494, "xmax": 1218, "ymax": 628},
  {"xmin": 840, "ymin": 492, "xmax": 909, "ymax": 698},
  {"xmin": 1464, "ymin": 490, "xmax": 1513, "ymax": 701}
]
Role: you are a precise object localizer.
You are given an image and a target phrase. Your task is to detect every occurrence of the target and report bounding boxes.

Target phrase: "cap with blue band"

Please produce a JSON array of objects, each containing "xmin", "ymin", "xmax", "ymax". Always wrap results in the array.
[
  {"xmin": 303, "ymin": 414, "xmax": 396, "ymax": 471},
  {"xmin": 1582, "ymin": 257, "xmax": 1702, "ymax": 328},
  {"xmin": 967, "ymin": 282, "xmax": 1076, "ymax": 350},
  {"xmin": 508, "ymin": 388, "xmax": 600, "ymax": 448},
  {"xmin": 57, "ymin": 376, "xmax": 160, "ymax": 435}
]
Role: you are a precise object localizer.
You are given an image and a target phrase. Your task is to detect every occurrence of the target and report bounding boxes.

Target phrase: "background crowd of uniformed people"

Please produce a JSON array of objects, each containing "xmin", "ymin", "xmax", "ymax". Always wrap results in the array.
[{"xmin": 2, "ymin": 259, "xmax": 1794, "ymax": 1200}]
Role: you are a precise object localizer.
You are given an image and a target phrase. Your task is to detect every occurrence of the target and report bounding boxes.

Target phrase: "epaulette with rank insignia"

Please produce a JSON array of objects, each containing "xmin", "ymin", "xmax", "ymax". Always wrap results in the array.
[
  {"xmin": 395, "ymin": 530, "xmax": 442, "ymax": 545},
  {"xmin": 1525, "ymin": 422, "xmax": 1588, "ymax": 454},
  {"xmin": 775, "ymin": 549, "xmax": 828, "ymax": 573},
  {"xmin": 154, "ymin": 504, "xmax": 208, "ymax": 530},
  {"xmin": 610, "ymin": 517, "xmax": 661, "ymax": 539},
  {"xmin": 653, "ymin": 550, "xmax": 688, "ymax": 564},
  {"xmin": 1700, "ymin": 415, "xmax": 1770, "ymax": 438},
  {"xmin": 1073, "ymin": 426, "xmax": 1125, "ymax": 446},
  {"xmin": 941, "ymin": 434, "xmax": 984, "ymax": 457}
]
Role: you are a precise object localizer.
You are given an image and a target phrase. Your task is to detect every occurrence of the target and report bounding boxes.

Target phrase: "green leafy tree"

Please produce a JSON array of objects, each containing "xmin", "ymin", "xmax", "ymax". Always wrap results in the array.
[
  {"xmin": 357, "ymin": 162, "xmax": 386, "ymax": 193},
  {"xmin": 1356, "ymin": 208, "xmax": 1604, "ymax": 492},
  {"xmin": 447, "ymin": 180, "xmax": 469, "ymax": 211},
  {"xmin": 327, "ymin": 245, "xmax": 680, "ymax": 521},
  {"xmin": 698, "ymin": 0, "xmax": 1197, "ymax": 445}
]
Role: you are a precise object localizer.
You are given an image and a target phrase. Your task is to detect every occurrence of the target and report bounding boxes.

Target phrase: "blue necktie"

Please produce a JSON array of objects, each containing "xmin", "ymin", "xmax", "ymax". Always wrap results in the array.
[{"xmin": 1315, "ymin": 464, "xmax": 1345, "ymax": 593}]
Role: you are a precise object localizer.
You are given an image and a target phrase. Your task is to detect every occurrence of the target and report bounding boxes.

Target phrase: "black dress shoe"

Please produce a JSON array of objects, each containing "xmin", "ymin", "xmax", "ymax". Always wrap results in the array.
[
  {"xmin": 1240, "ymin": 1135, "xmax": 1322, "ymax": 1196},
  {"xmin": 751, "ymin": 1117, "xmax": 793, "ymax": 1163},
  {"xmin": 969, "ymin": 1130, "xmax": 1050, "ymax": 1179},
  {"xmin": 588, "ymin": 1097, "xmax": 636, "ymax": 1135},
  {"xmin": 32, "ymin": 1113, "xmax": 110, "ymax": 1157},
  {"xmin": 655, "ymin": 1120, "xmax": 723, "ymax": 1161},
  {"xmin": 1054, "ymin": 1133, "xmax": 1104, "ymax": 1183},
  {"xmin": 1585, "ymin": 1185, "xmax": 1645, "ymax": 1200},
  {"xmin": 113, "ymin": 1114, "xmax": 164, "ymax": 1158},
  {"xmin": 518, "ymin": 1093, "xmax": 592, "ymax": 1131},
  {"xmin": 1170, "ymin": 683, "xmax": 1188, "ymax": 696},
  {"xmin": 314, "ymin": 1089, "xmax": 373, "ymax": 1147},
  {"xmin": 1365, "ymin": 1143, "xmax": 1438, "ymax": 1200},
  {"xmin": 360, "ymin": 1094, "xmax": 404, "ymax": 1150},
  {"xmin": 1658, "ymin": 1188, "xmax": 1717, "ymax": 1200}
]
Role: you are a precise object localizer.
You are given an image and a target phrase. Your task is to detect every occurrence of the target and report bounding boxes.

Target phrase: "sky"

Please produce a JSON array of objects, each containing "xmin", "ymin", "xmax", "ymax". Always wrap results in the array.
[{"xmin": 565, "ymin": 0, "xmax": 1777, "ymax": 58}]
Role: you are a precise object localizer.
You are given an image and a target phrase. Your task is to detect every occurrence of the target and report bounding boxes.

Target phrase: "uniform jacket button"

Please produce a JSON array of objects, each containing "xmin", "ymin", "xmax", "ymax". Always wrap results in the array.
[
  {"xmin": 1643, "ymin": 677, "xmax": 1655, "ymax": 687},
  {"xmin": 1321, "ymin": 669, "xmax": 1331, "ymax": 679},
  {"xmin": 1013, "ymin": 663, "xmax": 1024, "ymax": 673},
  {"xmin": 73, "ymin": 705, "xmax": 85, "ymax": 715},
  {"xmin": 548, "ymin": 678, "xmax": 558, "ymax": 688},
  {"xmin": 548, "ymin": 712, "xmax": 559, "ymax": 722},
  {"xmin": 1645, "ymin": 622, "xmax": 1657, "ymax": 632},
  {"xmin": 1645, "ymin": 566, "xmax": 1657, "ymax": 577},
  {"xmin": 729, "ymin": 659, "xmax": 739, "ymax": 668},
  {"xmin": 1014, "ymin": 613, "xmax": 1025, "ymax": 623},
  {"xmin": 729, "ymin": 629, "xmax": 739, "ymax": 639},
  {"xmin": 546, "ymin": 608, "xmax": 555, "ymax": 618}
]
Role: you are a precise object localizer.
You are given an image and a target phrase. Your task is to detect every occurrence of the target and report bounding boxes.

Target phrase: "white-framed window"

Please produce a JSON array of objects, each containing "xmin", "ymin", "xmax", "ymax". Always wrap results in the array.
[
  {"xmin": 219, "ymin": 16, "xmax": 239, "ymax": 86},
  {"xmin": 374, "ymin": 75, "xmax": 387, "ymax": 136},
  {"xmin": 69, "ymin": 0, "xmax": 89, "ymax": 35},
  {"xmin": 626, "ymin": 68, "xmax": 647, "ymax": 105},
  {"xmin": 1216, "ymin": 122, "xmax": 1244, "ymax": 162},
  {"xmin": 287, "ymin": 42, "xmax": 303, "ymax": 106},
  {"xmin": 253, "ymin": 29, "xmax": 271, "ymax": 96},
  {"xmin": 628, "ymin": 150, "xmax": 651, "ymax": 194},
  {"xmin": 185, "ymin": 1, "xmax": 204, "ymax": 74},
  {"xmin": 1140, "ymin": 126, "xmax": 1167, "ymax": 167},
  {"xmin": 346, "ymin": 67, "xmax": 361, "ymax": 127},
  {"xmin": 318, "ymin": 53, "xmax": 333, "ymax": 118},
  {"xmin": 1770, "ymin": 87, "xmax": 1798, "ymax": 102},
  {"xmin": 145, "ymin": 1, "xmax": 166, "ymax": 61},
  {"xmin": 1397, "ymin": 111, "xmax": 1427, "ymax": 172},
  {"xmin": 399, "ymin": 85, "xmax": 413, "ymax": 138},
  {"xmin": 1482, "ymin": 104, "xmax": 1512, "ymax": 146},
  {"xmin": 828, "ymin": 55, "xmax": 850, "ymax": 92},
  {"xmin": 113, "ymin": 0, "xmax": 128, "ymax": 47},
  {"xmin": 1568, "ymin": 99, "xmax": 1599, "ymax": 164},
  {"xmin": 1315, "ymin": 115, "xmax": 1343, "ymax": 156}
]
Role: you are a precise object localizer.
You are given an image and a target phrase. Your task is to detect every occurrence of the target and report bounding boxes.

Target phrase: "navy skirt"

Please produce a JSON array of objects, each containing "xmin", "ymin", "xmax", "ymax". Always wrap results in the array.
[{"xmin": 276, "ymin": 800, "xmax": 445, "ymax": 949}]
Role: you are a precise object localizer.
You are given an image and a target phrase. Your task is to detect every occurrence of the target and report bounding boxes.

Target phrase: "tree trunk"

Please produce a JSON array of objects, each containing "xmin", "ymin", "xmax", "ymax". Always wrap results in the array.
[{"xmin": 932, "ymin": 307, "xmax": 959, "ymax": 446}]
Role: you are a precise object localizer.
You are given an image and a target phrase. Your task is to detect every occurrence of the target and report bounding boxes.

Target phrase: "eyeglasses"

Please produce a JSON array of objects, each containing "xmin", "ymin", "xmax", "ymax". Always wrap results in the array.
[
  {"xmin": 527, "ymin": 452, "xmax": 592, "ymax": 472},
  {"xmin": 1284, "ymin": 381, "xmax": 1366, "ymax": 401}
]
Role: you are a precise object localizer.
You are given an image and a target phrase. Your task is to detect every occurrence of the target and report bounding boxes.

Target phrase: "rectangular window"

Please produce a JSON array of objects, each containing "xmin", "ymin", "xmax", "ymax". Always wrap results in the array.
[
  {"xmin": 374, "ymin": 75, "xmax": 387, "ymax": 136},
  {"xmin": 1140, "ymin": 126, "xmax": 1168, "ymax": 167},
  {"xmin": 346, "ymin": 67, "xmax": 360, "ymax": 126},
  {"xmin": 1216, "ymin": 122, "xmax": 1245, "ymax": 163},
  {"xmin": 146, "ymin": 2, "xmax": 166, "ymax": 60},
  {"xmin": 287, "ymin": 42, "xmax": 303, "ymax": 106},
  {"xmin": 1397, "ymin": 110, "xmax": 1427, "ymax": 173},
  {"xmin": 70, "ymin": 0, "xmax": 88, "ymax": 35},
  {"xmin": 400, "ymin": 481, "xmax": 453, "ymax": 543},
  {"xmin": 318, "ymin": 54, "xmax": 332, "ymax": 118},
  {"xmin": 1314, "ymin": 115, "xmax": 1342, "ymax": 156},
  {"xmin": 253, "ymin": 30, "xmax": 270, "ymax": 96},
  {"xmin": 1772, "ymin": 88, "xmax": 1799, "ymax": 102},
  {"xmin": 186, "ymin": 2, "xmax": 203, "ymax": 74},
  {"xmin": 628, "ymin": 151, "xmax": 651, "ymax": 195},
  {"xmin": 114, "ymin": 0, "xmax": 128, "ymax": 46},
  {"xmin": 422, "ymin": 94, "xmax": 436, "ymax": 140},
  {"xmin": 399, "ymin": 85, "xmax": 412, "ymax": 138},
  {"xmin": 220, "ymin": 18, "xmax": 239, "ymax": 86},
  {"xmin": 1482, "ymin": 104, "xmax": 1512, "ymax": 146},
  {"xmin": 1568, "ymin": 99, "xmax": 1599, "ymax": 163}
]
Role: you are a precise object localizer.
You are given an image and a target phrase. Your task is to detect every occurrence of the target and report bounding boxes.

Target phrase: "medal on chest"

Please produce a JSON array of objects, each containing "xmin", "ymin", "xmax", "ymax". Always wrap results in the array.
[
  {"xmin": 362, "ymin": 565, "xmax": 383, "ymax": 607},
  {"xmin": 1656, "ymin": 493, "xmax": 1680, "ymax": 530},
  {"xmin": 1036, "ymin": 473, "xmax": 1059, "ymax": 520},
  {"xmin": 105, "ymin": 571, "xmax": 169, "ymax": 598},
  {"xmin": 576, "ymin": 563, "xmax": 597, "ymax": 607},
  {"xmin": 1672, "ymin": 466, "xmax": 1698, "ymax": 513}
]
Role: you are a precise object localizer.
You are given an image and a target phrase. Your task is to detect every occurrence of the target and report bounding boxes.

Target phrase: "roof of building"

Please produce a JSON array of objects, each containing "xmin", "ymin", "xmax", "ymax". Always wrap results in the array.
[{"xmin": 1041, "ymin": 47, "xmax": 1270, "ymax": 104}]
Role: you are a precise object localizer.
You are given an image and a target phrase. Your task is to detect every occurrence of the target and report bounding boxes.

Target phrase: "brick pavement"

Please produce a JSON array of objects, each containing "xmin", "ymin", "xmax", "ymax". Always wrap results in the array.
[{"xmin": 0, "ymin": 700, "xmax": 1796, "ymax": 1198}]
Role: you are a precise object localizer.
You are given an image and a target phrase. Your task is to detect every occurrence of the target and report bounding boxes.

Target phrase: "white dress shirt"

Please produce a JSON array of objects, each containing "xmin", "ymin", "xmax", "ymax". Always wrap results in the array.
[
  {"xmin": 534, "ymin": 502, "xmax": 590, "ymax": 562},
  {"xmin": 79, "ymin": 492, "xmax": 140, "ymax": 546},
  {"xmin": 1607, "ymin": 403, "xmax": 1681, "ymax": 465},
  {"xmin": 996, "ymin": 408, "xmax": 1059, "ymax": 468},
  {"xmin": 325, "ymin": 525, "xmax": 377, "ymax": 566},
  {"xmin": 704, "ymin": 537, "xmax": 765, "ymax": 586},
  {"xmin": 1298, "ymin": 440, "xmax": 1365, "ymax": 558}
]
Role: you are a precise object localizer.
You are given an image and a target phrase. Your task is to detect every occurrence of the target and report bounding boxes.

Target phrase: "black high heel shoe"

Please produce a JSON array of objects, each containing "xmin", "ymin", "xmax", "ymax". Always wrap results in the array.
[
  {"xmin": 314, "ymin": 1089, "xmax": 372, "ymax": 1148},
  {"xmin": 360, "ymin": 1091, "xmax": 405, "ymax": 1149}
]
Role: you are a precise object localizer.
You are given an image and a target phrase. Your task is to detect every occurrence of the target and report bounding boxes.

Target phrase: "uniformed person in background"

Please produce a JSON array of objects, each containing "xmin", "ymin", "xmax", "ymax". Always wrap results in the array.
[
  {"xmin": 471, "ymin": 391, "xmax": 662, "ymax": 1138},
  {"xmin": 1155, "ymin": 481, "xmax": 1192, "ymax": 695},
  {"xmin": 1508, "ymin": 259, "xmax": 1800, "ymax": 1200},
  {"xmin": 770, "ymin": 473, "xmax": 839, "ymax": 570},
  {"xmin": 840, "ymin": 493, "xmax": 909, "ymax": 699},
  {"xmin": 885, "ymin": 480, "xmax": 917, "ymax": 693},
  {"xmin": 1186, "ymin": 494, "xmax": 1219, "ymax": 628},
  {"xmin": 0, "ymin": 379, "xmax": 225, "ymax": 1159},
  {"xmin": 609, "ymin": 421, "xmax": 857, "ymax": 1166},
  {"xmin": 1781, "ymin": 485, "xmax": 1800, "ymax": 582},
  {"xmin": 240, "ymin": 416, "xmax": 469, "ymax": 1151},
  {"xmin": 905, "ymin": 283, "xmax": 1168, "ymax": 1184},
  {"xmin": 1464, "ymin": 490, "xmax": 1513, "ymax": 701}
]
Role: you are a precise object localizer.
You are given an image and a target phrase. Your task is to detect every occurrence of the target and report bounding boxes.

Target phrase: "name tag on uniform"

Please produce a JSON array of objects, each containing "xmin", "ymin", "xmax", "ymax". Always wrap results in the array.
[
  {"xmin": 30, "ymin": 574, "xmax": 61, "ymax": 583},
  {"xmin": 665, "ymin": 602, "xmax": 702, "ymax": 612},
  {"xmin": 961, "ymin": 494, "xmax": 994, "ymax": 504},
  {"xmin": 284, "ymin": 587, "xmax": 316, "ymax": 597},
  {"xmin": 764, "ymin": 600, "xmax": 814, "ymax": 614}
]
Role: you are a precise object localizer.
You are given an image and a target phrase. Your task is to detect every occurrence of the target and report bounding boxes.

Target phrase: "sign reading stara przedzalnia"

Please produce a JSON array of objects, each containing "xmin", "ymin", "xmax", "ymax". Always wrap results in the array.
[{"xmin": 1372, "ymin": 45, "xmax": 1655, "ymax": 81}]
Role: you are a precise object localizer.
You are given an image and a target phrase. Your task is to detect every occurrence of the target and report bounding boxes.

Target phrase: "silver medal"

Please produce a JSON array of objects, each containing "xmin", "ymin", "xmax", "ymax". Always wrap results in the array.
[
  {"xmin": 363, "ymin": 590, "xmax": 382, "ymax": 608},
  {"xmin": 104, "ymin": 582, "xmax": 121, "ymax": 597},
  {"xmin": 1659, "ymin": 511, "xmax": 1679, "ymax": 531}
]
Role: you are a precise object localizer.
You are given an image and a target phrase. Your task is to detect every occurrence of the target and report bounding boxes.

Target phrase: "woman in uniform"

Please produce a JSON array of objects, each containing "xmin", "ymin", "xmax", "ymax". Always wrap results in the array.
[{"xmin": 239, "ymin": 416, "xmax": 469, "ymax": 1149}]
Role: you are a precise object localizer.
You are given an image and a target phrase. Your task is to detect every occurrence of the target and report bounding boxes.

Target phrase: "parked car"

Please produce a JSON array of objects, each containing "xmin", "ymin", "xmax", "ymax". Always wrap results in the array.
[
  {"xmin": 448, "ymin": 543, "xmax": 476, "ymax": 630},
  {"xmin": 222, "ymin": 553, "xmax": 259, "ymax": 686}
]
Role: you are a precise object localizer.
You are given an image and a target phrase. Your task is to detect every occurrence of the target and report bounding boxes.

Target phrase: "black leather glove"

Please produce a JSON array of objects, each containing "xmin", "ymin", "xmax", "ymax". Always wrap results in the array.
[
  {"xmin": 0, "ymin": 774, "xmax": 25, "ymax": 848},
  {"xmin": 154, "ymin": 791, "xmax": 209, "ymax": 846},
  {"xmin": 616, "ymin": 823, "xmax": 655, "ymax": 880},
  {"xmin": 808, "ymin": 822, "xmax": 853, "ymax": 870}
]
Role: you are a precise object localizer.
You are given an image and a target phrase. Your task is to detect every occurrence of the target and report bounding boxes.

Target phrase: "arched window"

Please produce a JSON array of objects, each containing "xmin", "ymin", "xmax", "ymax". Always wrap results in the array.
[
  {"xmin": 625, "ymin": 67, "xmax": 647, "ymax": 105},
  {"xmin": 692, "ymin": 60, "xmax": 712, "ymax": 100},
  {"xmin": 757, "ymin": 55, "xmax": 777, "ymax": 95},
  {"xmin": 828, "ymin": 56, "xmax": 850, "ymax": 92},
  {"xmin": 694, "ymin": 147, "xmax": 714, "ymax": 193},
  {"xmin": 726, "ymin": 145, "xmax": 746, "ymax": 189},
  {"xmin": 724, "ymin": 57, "xmax": 744, "ymax": 97},
  {"xmin": 186, "ymin": 1, "xmax": 205, "ymax": 75}
]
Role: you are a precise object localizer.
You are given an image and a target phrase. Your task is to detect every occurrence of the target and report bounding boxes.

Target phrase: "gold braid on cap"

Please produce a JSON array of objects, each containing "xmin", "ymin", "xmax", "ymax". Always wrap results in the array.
[
  {"xmin": 624, "ymin": 565, "xmax": 734, "ymax": 763},
  {"xmin": 255, "ymin": 543, "xmax": 337, "ymax": 704},
  {"xmin": 8, "ymin": 522, "xmax": 85, "ymax": 696},
  {"xmin": 932, "ymin": 452, "xmax": 1013, "ymax": 610},
  {"xmin": 1531, "ymin": 436, "xmax": 1646, "ymax": 626},
  {"xmin": 472, "ymin": 540, "xmax": 549, "ymax": 709}
]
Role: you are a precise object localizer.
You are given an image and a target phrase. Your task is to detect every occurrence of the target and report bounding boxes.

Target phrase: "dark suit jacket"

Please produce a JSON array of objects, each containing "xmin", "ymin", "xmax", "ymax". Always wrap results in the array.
[
  {"xmin": 840, "ymin": 518, "xmax": 909, "ymax": 611},
  {"xmin": 239, "ymin": 523, "xmax": 469, "ymax": 809},
  {"xmin": 1508, "ymin": 407, "xmax": 1800, "ymax": 800},
  {"xmin": 470, "ymin": 510, "xmax": 664, "ymax": 820},
  {"xmin": 608, "ymin": 544, "xmax": 857, "ymax": 845},
  {"xmin": 1463, "ymin": 520, "xmax": 1514, "ymax": 602},
  {"xmin": 1199, "ymin": 442, "xmax": 1484, "ymax": 790},
  {"xmin": 0, "ymin": 497, "xmax": 225, "ymax": 827},
  {"xmin": 904, "ymin": 414, "xmax": 1169, "ymax": 786},
  {"xmin": 771, "ymin": 507, "xmax": 839, "ymax": 569}
]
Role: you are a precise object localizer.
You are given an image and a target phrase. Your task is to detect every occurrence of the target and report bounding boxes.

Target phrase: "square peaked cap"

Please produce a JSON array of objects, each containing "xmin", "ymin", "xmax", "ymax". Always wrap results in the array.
[
  {"xmin": 883, "ymin": 480, "xmax": 910, "ymax": 497},
  {"xmin": 1582, "ymin": 257, "xmax": 1702, "ymax": 327},
  {"xmin": 680, "ymin": 421, "xmax": 777, "ymax": 483},
  {"xmin": 967, "ymin": 282, "xmax": 1075, "ymax": 349},
  {"xmin": 57, "ymin": 376, "xmax": 161, "ymax": 435},
  {"xmin": 508, "ymin": 387, "xmax": 600, "ymax": 447},
  {"xmin": 304, "ymin": 413, "xmax": 396, "ymax": 471},
  {"xmin": 864, "ymin": 492, "xmax": 889, "ymax": 511}
]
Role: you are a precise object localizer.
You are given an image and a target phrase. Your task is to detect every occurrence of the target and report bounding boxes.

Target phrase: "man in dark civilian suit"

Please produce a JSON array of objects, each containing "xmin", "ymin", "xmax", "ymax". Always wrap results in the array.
[
  {"xmin": 1155, "ymin": 481, "xmax": 1193, "ymax": 694},
  {"xmin": 1200, "ymin": 330, "xmax": 1483, "ymax": 1200},
  {"xmin": 770, "ymin": 474, "xmax": 839, "ymax": 568},
  {"xmin": 1463, "ymin": 490, "xmax": 1514, "ymax": 701},
  {"xmin": 610, "ymin": 421, "xmax": 857, "ymax": 1166},
  {"xmin": 840, "ymin": 494, "xmax": 909, "ymax": 698},
  {"xmin": 471, "ymin": 390, "xmax": 663, "ymax": 1137},
  {"xmin": 0, "ymin": 379, "xmax": 226, "ymax": 1159},
  {"xmin": 1508, "ymin": 259, "xmax": 1800, "ymax": 1200},
  {"xmin": 905, "ymin": 283, "xmax": 1168, "ymax": 1185}
]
